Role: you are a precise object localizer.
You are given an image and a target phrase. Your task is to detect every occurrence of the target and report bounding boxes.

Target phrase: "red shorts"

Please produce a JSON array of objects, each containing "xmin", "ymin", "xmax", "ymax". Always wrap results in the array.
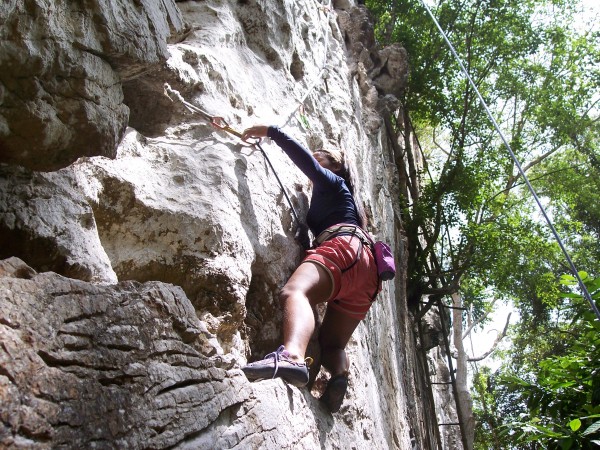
[{"xmin": 303, "ymin": 234, "xmax": 380, "ymax": 320}]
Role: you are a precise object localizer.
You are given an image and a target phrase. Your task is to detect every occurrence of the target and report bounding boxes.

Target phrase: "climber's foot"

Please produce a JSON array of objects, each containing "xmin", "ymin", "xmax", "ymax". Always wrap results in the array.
[
  {"xmin": 320, "ymin": 373, "xmax": 348, "ymax": 413},
  {"xmin": 242, "ymin": 345, "xmax": 310, "ymax": 387}
]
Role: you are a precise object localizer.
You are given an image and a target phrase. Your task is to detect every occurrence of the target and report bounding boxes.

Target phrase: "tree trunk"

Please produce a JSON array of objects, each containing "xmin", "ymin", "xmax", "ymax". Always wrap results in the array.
[{"xmin": 452, "ymin": 292, "xmax": 475, "ymax": 450}]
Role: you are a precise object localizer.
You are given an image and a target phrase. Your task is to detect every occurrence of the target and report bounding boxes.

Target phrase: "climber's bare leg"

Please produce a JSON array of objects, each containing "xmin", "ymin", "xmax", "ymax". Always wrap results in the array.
[
  {"xmin": 279, "ymin": 261, "xmax": 332, "ymax": 361},
  {"xmin": 319, "ymin": 306, "xmax": 361, "ymax": 376}
]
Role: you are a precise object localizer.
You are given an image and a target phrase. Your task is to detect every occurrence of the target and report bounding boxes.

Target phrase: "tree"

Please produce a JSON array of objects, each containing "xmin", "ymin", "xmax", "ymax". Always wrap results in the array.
[
  {"xmin": 364, "ymin": 0, "xmax": 600, "ymax": 448},
  {"xmin": 480, "ymin": 274, "xmax": 600, "ymax": 449}
]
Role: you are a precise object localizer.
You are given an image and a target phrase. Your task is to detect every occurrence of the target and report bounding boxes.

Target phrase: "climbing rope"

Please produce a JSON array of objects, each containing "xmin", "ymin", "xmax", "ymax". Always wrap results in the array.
[
  {"xmin": 418, "ymin": 0, "xmax": 600, "ymax": 321},
  {"xmin": 279, "ymin": 0, "xmax": 333, "ymax": 128},
  {"xmin": 163, "ymin": 84, "xmax": 300, "ymax": 225}
]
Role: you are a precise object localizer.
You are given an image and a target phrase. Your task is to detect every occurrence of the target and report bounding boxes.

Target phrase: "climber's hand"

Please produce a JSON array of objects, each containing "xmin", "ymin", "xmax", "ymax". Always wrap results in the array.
[{"xmin": 242, "ymin": 125, "xmax": 269, "ymax": 142}]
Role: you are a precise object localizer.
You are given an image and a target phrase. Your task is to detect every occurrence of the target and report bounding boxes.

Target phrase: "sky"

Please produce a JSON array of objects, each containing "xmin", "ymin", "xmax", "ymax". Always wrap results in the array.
[{"xmin": 468, "ymin": 303, "xmax": 516, "ymax": 372}]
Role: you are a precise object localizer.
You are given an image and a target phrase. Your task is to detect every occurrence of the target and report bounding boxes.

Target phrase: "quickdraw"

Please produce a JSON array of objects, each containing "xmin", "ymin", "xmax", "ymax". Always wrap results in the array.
[
  {"xmin": 163, "ymin": 83, "xmax": 301, "ymax": 226},
  {"xmin": 163, "ymin": 84, "xmax": 258, "ymax": 145}
]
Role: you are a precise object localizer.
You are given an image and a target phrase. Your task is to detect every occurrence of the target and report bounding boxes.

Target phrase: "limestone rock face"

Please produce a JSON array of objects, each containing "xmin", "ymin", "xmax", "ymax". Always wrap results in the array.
[
  {"xmin": 372, "ymin": 43, "xmax": 409, "ymax": 98},
  {"xmin": 0, "ymin": 164, "xmax": 117, "ymax": 283},
  {"xmin": 0, "ymin": 0, "xmax": 186, "ymax": 171},
  {"xmin": 0, "ymin": 0, "xmax": 458, "ymax": 448},
  {"xmin": 0, "ymin": 257, "xmax": 247, "ymax": 449}
]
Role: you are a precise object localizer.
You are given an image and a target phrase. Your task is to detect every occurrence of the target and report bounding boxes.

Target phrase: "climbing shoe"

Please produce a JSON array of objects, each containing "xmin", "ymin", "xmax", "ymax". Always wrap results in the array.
[
  {"xmin": 242, "ymin": 345, "xmax": 310, "ymax": 387},
  {"xmin": 320, "ymin": 373, "xmax": 348, "ymax": 413}
]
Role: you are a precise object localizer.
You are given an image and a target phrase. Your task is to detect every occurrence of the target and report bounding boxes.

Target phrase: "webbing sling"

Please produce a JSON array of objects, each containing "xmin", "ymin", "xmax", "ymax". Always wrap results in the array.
[{"xmin": 163, "ymin": 83, "xmax": 301, "ymax": 226}]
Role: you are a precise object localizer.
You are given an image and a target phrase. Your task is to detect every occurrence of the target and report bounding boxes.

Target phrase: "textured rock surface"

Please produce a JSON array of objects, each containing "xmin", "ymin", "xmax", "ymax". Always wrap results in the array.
[
  {"xmin": 0, "ymin": 165, "xmax": 117, "ymax": 283},
  {"xmin": 0, "ymin": 257, "xmax": 246, "ymax": 449},
  {"xmin": 0, "ymin": 0, "xmax": 186, "ymax": 171},
  {"xmin": 0, "ymin": 0, "xmax": 460, "ymax": 448}
]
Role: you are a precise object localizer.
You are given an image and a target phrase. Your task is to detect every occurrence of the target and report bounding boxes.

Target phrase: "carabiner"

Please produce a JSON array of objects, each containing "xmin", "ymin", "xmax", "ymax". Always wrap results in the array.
[
  {"xmin": 211, "ymin": 117, "xmax": 260, "ymax": 145},
  {"xmin": 211, "ymin": 117, "xmax": 242, "ymax": 138}
]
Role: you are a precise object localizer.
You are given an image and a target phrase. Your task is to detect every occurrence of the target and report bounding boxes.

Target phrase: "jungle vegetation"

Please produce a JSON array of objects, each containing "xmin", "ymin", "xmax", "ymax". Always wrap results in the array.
[{"xmin": 364, "ymin": 0, "xmax": 600, "ymax": 447}]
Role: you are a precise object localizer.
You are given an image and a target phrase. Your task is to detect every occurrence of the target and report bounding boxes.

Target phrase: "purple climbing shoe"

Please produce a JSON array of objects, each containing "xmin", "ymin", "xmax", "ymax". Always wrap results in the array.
[
  {"xmin": 242, "ymin": 345, "xmax": 310, "ymax": 387},
  {"xmin": 320, "ymin": 373, "xmax": 348, "ymax": 413}
]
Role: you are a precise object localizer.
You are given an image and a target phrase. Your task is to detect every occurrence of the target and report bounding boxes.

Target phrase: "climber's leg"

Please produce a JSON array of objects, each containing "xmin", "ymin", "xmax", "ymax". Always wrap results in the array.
[
  {"xmin": 319, "ymin": 305, "xmax": 361, "ymax": 376},
  {"xmin": 241, "ymin": 261, "xmax": 331, "ymax": 387},
  {"xmin": 318, "ymin": 305, "xmax": 361, "ymax": 412},
  {"xmin": 279, "ymin": 260, "xmax": 333, "ymax": 361}
]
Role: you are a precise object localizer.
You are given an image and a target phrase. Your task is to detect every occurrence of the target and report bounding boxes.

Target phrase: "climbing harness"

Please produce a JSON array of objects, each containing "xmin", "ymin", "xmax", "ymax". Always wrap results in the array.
[
  {"xmin": 163, "ymin": 84, "xmax": 301, "ymax": 226},
  {"xmin": 418, "ymin": 0, "xmax": 600, "ymax": 321},
  {"xmin": 315, "ymin": 223, "xmax": 395, "ymax": 301}
]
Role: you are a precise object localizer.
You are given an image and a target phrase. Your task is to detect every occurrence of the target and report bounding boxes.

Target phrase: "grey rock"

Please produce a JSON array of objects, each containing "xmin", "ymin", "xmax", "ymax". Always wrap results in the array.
[{"xmin": 0, "ymin": 0, "xmax": 186, "ymax": 171}]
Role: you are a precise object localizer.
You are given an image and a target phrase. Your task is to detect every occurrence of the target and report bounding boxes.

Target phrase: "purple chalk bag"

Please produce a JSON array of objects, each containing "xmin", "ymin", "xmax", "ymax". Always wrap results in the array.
[{"xmin": 374, "ymin": 241, "xmax": 395, "ymax": 280}]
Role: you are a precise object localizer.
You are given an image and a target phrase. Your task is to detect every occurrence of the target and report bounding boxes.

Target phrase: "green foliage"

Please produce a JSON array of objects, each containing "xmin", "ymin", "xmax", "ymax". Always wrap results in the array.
[
  {"xmin": 364, "ymin": 0, "xmax": 600, "ymax": 305},
  {"xmin": 473, "ymin": 367, "xmax": 505, "ymax": 450},
  {"xmin": 366, "ymin": 0, "xmax": 599, "ymax": 448},
  {"xmin": 491, "ymin": 274, "xmax": 600, "ymax": 449},
  {"xmin": 533, "ymin": 148, "xmax": 600, "ymax": 271}
]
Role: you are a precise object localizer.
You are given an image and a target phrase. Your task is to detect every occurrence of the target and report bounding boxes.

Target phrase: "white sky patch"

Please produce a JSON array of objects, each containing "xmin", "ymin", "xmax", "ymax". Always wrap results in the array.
[{"xmin": 467, "ymin": 302, "xmax": 519, "ymax": 373}]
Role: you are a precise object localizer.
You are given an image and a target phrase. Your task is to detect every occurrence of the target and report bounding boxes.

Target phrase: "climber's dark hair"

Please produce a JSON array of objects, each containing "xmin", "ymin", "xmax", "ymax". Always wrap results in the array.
[{"xmin": 315, "ymin": 149, "xmax": 368, "ymax": 229}]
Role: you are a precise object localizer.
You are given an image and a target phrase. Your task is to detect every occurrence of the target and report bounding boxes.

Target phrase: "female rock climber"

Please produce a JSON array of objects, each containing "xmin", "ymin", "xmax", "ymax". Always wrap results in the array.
[{"xmin": 240, "ymin": 125, "xmax": 380, "ymax": 413}]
